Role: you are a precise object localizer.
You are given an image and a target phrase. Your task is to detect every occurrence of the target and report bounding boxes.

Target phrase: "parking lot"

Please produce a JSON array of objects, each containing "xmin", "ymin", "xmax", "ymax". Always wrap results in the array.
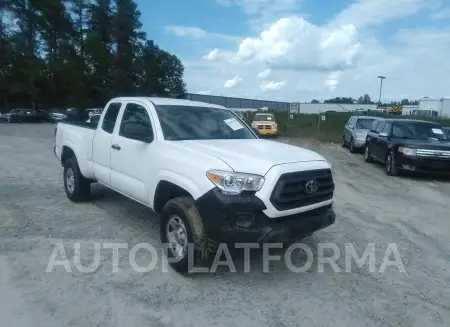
[{"xmin": 1, "ymin": 123, "xmax": 450, "ymax": 327}]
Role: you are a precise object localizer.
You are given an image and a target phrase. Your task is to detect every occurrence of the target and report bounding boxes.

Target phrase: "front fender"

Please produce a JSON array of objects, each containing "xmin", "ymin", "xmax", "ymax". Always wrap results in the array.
[{"xmin": 149, "ymin": 169, "xmax": 213, "ymax": 208}]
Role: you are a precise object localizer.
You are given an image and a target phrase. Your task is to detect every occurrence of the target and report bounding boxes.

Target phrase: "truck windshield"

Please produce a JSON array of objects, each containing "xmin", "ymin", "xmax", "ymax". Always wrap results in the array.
[
  {"xmin": 154, "ymin": 105, "xmax": 256, "ymax": 140},
  {"xmin": 253, "ymin": 114, "xmax": 274, "ymax": 121},
  {"xmin": 392, "ymin": 122, "xmax": 448, "ymax": 141}
]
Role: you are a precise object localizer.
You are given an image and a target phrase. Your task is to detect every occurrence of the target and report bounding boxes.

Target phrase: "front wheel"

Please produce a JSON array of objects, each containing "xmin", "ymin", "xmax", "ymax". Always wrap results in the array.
[
  {"xmin": 364, "ymin": 144, "xmax": 374, "ymax": 163},
  {"xmin": 160, "ymin": 196, "xmax": 210, "ymax": 273},
  {"xmin": 63, "ymin": 157, "xmax": 91, "ymax": 202},
  {"xmin": 349, "ymin": 138, "xmax": 357, "ymax": 153},
  {"xmin": 385, "ymin": 151, "xmax": 399, "ymax": 176},
  {"xmin": 341, "ymin": 136, "xmax": 346, "ymax": 147}
]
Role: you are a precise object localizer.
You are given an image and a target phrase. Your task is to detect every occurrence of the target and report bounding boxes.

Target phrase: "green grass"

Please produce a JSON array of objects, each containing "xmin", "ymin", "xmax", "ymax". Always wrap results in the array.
[{"xmin": 244, "ymin": 110, "xmax": 450, "ymax": 142}]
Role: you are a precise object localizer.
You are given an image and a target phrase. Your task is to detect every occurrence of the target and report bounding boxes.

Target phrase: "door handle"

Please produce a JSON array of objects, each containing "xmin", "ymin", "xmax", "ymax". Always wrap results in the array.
[{"xmin": 111, "ymin": 144, "xmax": 121, "ymax": 150}]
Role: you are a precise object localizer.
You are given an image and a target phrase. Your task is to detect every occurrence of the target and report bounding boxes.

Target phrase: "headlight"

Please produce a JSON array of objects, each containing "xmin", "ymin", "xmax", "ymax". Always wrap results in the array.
[
  {"xmin": 398, "ymin": 147, "xmax": 417, "ymax": 156},
  {"xmin": 355, "ymin": 133, "xmax": 366, "ymax": 140},
  {"xmin": 206, "ymin": 170, "xmax": 265, "ymax": 194},
  {"xmin": 272, "ymin": 123, "xmax": 277, "ymax": 129}
]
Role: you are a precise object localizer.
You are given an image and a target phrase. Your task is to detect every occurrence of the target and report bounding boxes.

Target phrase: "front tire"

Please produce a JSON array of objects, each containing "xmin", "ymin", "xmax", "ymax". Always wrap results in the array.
[
  {"xmin": 341, "ymin": 136, "xmax": 346, "ymax": 147},
  {"xmin": 160, "ymin": 196, "xmax": 210, "ymax": 273},
  {"xmin": 349, "ymin": 138, "xmax": 356, "ymax": 153},
  {"xmin": 364, "ymin": 144, "xmax": 374, "ymax": 163},
  {"xmin": 63, "ymin": 157, "xmax": 91, "ymax": 202},
  {"xmin": 385, "ymin": 151, "xmax": 399, "ymax": 176}
]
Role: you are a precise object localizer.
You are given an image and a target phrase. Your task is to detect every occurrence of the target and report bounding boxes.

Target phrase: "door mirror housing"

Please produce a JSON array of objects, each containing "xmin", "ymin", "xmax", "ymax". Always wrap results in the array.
[{"xmin": 121, "ymin": 121, "xmax": 153, "ymax": 143}]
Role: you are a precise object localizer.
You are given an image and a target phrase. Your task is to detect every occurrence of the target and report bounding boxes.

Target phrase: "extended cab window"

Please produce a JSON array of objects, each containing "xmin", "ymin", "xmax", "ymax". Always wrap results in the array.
[
  {"xmin": 119, "ymin": 103, "xmax": 153, "ymax": 139},
  {"xmin": 155, "ymin": 105, "xmax": 256, "ymax": 141},
  {"xmin": 102, "ymin": 102, "xmax": 122, "ymax": 134}
]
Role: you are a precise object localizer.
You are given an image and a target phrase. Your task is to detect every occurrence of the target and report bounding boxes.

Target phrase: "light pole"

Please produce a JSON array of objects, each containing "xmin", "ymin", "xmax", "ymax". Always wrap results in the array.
[{"xmin": 378, "ymin": 76, "xmax": 386, "ymax": 104}]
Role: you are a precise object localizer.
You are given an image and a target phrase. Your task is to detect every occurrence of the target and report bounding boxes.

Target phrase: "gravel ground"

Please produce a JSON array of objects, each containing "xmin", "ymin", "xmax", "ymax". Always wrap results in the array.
[{"xmin": 1, "ymin": 123, "xmax": 450, "ymax": 327}]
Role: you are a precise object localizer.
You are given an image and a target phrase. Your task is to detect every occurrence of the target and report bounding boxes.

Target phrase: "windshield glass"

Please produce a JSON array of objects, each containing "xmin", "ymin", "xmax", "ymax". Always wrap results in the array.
[
  {"xmin": 356, "ymin": 119, "xmax": 375, "ymax": 129},
  {"xmin": 154, "ymin": 105, "xmax": 256, "ymax": 141},
  {"xmin": 392, "ymin": 122, "xmax": 448, "ymax": 141},
  {"xmin": 253, "ymin": 114, "xmax": 274, "ymax": 121}
]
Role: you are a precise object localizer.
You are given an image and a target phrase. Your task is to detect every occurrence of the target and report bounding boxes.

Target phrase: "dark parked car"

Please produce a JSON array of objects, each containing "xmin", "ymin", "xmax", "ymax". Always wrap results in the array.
[
  {"xmin": 443, "ymin": 126, "xmax": 450, "ymax": 136},
  {"xmin": 342, "ymin": 115, "xmax": 379, "ymax": 153},
  {"xmin": 364, "ymin": 119, "xmax": 450, "ymax": 175},
  {"xmin": 0, "ymin": 109, "xmax": 51, "ymax": 123}
]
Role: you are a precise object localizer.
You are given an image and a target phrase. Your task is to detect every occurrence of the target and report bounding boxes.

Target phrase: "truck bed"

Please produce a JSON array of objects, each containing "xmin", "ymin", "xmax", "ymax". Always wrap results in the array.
[{"xmin": 59, "ymin": 120, "xmax": 97, "ymax": 130}]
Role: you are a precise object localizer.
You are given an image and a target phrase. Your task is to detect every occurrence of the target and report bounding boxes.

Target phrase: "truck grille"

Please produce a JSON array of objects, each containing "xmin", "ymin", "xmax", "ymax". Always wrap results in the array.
[
  {"xmin": 270, "ymin": 169, "xmax": 334, "ymax": 211},
  {"xmin": 416, "ymin": 149, "xmax": 450, "ymax": 159}
]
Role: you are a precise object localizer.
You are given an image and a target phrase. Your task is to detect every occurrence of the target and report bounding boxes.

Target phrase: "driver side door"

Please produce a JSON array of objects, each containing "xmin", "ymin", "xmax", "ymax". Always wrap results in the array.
[{"xmin": 110, "ymin": 101, "xmax": 155, "ymax": 204}]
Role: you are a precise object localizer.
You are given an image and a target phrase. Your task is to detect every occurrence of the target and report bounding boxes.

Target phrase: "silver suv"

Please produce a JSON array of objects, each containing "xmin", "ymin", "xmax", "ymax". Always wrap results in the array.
[{"xmin": 342, "ymin": 116, "xmax": 379, "ymax": 153}]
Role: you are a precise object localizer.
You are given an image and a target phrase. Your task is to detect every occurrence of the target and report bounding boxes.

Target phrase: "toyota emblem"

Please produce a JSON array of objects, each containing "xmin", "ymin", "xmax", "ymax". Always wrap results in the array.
[{"xmin": 305, "ymin": 180, "xmax": 319, "ymax": 194}]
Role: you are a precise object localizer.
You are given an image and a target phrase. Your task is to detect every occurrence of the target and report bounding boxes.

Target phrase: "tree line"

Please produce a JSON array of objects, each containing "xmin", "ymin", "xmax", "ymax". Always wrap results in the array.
[
  {"xmin": 0, "ymin": 0, "xmax": 186, "ymax": 112},
  {"xmin": 311, "ymin": 94, "xmax": 419, "ymax": 106}
]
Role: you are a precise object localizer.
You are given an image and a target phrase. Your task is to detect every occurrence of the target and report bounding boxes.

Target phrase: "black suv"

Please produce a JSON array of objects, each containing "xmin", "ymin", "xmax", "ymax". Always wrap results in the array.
[{"xmin": 364, "ymin": 119, "xmax": 450, "ymax": 175}]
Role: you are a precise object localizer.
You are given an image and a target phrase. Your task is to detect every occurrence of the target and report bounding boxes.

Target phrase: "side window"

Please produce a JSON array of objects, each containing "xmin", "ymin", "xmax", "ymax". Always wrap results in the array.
[
  {"xmin": 119, "ymin": 103, "xmax": 154, "ymax": 141},
  {"xmin": 348, "ymin": 117, "xmax": 356, "ymax": 127},
  {"xmin": 101, "ymin": 102, "xmax": 122, "ymax": 134},
  {"xmin": 370, "ymin": 121, "xmax": 378, "ymax": 132},
  {"xmin": 346, "ymin": 117, "xmax": 354, "ymax": 126},
  {"xmin": 382, "ymin": 122, "xmax": 392, "ymax": 134},
  {"xmin": 375, "ymin": 121, "xmax": 386, "ymax": 133}
]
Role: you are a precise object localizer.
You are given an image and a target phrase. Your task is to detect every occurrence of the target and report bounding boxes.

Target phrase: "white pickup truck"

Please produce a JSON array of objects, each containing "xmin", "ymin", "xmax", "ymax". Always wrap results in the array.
[{"xmin": 54, "ymin": 97, "xmax": 336, "ymax": 272}]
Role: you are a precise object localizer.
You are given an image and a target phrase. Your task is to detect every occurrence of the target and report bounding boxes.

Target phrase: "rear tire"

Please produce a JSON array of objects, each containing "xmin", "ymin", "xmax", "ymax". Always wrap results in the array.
[
  {"xmin": 63, "ymin": 157, "xmax": 91, "ymax": 202},
  {"xmin": 160, "ymin": 196, "xmax": 210, "ymax": 273}
]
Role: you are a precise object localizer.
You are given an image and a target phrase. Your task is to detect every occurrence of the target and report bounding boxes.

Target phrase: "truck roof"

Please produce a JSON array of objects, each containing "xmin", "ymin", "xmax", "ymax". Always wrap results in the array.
[{"xmin": 110, "ymin": 97, "xmax": 227, "ymax": 109}]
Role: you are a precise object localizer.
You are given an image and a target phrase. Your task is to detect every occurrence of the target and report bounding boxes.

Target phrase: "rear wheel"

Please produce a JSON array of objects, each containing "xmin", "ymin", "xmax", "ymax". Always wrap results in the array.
[
  {"xmin": 160, "ymin": 196, "xmax": 210, "ymax": 273},
  {"xmin": 63, "ymin": 157, "xmax": 91, "ymax": 202}
]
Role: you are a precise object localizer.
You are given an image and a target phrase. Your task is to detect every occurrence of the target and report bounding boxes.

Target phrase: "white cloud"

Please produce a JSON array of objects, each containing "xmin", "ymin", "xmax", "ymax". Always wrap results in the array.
[
  {"xmin": 202, "ymin": 48, "xmax": 220, "ymax": 61},
  {"xmin": 165, "ymin": 25, "xmax": 240, "ymax": 41},
  {"xmin": 331, "ymin": 0, "xmax": 432, "ymax": 28},
  {"xmin": 166, "ymin": 26, "xmax": 208, "ymax": 38},
  {"xmin": 261, "ymin": 80, "xmax": 286, "ymax": 92},
  {"xmin": 257, "ymin": 69, "xmax": 271, "ymax": 79},
  {"xmin": 231, "ymin": 17, "xmax": 361, "ymax": 71},
  {"xmin": 430, "ymin": 9, "xmax": 450, "ymax": 20},
  {"xmin": 180, "ymin": 0, "xmax": 450, "ymax": 102},
  {"xmin": 224, "ymin": 76, "xmax": 243, "ymax": 88},
  {"xmin": 325, "ymin": 71, "xmax": 341, "ymax": 92}
]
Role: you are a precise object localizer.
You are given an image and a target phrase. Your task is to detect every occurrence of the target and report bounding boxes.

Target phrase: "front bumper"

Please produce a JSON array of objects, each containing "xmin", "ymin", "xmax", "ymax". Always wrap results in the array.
[
  {"xmin": 396, "ymin": 154, "xmax": 450, "ymax": 174},
  {"xmin": 196, "ymin": 188, "xmax": 335, "ymax": 245},
  {"xmin": 258, "ymin": 128, "xmax": 278, "ymax": 135},
  {"xmin": 352, "ymin": 139, "xmax": 366, "ymax": 148}
]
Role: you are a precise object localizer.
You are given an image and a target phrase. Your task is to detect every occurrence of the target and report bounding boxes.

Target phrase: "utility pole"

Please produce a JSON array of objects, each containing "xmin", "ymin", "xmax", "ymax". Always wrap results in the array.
[{"xmin": 378, "ymin": 76, "xmax": 386, "ymax": 104}]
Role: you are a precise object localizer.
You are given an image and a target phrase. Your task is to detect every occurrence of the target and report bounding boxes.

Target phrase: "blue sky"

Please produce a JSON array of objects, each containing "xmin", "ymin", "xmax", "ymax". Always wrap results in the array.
[{"xmin": 136, "ymin": 0, "xmax": 450, "ymax": 102}]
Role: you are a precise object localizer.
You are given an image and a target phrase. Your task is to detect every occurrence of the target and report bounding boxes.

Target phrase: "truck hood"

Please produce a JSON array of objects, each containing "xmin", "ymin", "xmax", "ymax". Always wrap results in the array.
[{"xmin": 177, "ymin": 139, "xmax": 329, "ymax": 176}]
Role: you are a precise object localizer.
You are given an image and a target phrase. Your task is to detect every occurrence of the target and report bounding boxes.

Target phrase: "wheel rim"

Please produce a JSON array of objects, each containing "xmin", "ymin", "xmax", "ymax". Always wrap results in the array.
[
  {"xmin": 166, "ymin": 215, "xmax": 188, "ymax": 259},
  {"xmin": 66, "ymin": 168, "xmax": 75, "ymax": 193},
  {"xmin": 386, "ymin": 154, "xmax": 392, "ymax": 172},
  {"xmin": 364, "ymin": 146, "xmax": 369, "ymax": 159}
]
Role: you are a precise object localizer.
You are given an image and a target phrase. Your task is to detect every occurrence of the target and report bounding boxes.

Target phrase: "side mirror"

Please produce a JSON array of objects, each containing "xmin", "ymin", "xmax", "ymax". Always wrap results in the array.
[{"xmin": 121, "ymin": 121, "xmax": 153, "ymax": 143}]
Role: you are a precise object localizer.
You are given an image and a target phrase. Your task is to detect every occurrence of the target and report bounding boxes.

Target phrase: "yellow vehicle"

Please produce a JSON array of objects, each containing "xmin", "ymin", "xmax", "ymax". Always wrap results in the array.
[{"xmin": 251, "ymin": 113, "xmax": 278, "ymax": 136}]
